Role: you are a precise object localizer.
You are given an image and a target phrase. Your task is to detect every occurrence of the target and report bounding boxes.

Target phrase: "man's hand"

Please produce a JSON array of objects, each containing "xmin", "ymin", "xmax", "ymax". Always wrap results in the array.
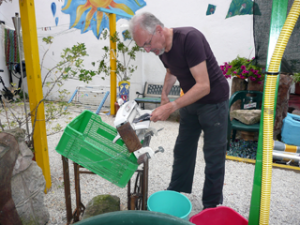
[
  {"xmin": 150, "ymin": 102, "xmax": 178, "ymax": 122},
  {"xmin": 160, "ymin": 96, "xmax": 170, "ymax": 106}
]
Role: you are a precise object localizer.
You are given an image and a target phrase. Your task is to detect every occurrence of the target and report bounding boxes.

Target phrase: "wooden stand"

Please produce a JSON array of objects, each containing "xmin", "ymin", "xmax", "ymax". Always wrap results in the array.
[{"xmin": 62, "ymin": 155, "xmax": 149, "ymax": 224}]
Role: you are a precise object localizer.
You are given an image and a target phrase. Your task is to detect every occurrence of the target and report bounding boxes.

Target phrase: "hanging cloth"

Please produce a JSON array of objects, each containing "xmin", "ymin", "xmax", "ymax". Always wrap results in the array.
[{"xmin": 4, "ymin": 28, "xmax": 20, "ymax": 70}]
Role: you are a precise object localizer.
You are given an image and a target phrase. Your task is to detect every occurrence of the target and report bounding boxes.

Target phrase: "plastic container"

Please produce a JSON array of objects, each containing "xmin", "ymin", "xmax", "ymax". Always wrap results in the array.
[
  {"xmin": 74, "ymin": 211, "xmax": 194, "ymax": 225},
  {"xmin": 147, "ymin": 190, "xmax": 192, "ymax": 220},
  {"xmin": 281, "ymin": 113, "xmax": 300, "ymax": 146},
  {"xmin": 55, "ymin": 110, "xmax": 138, "ymax": 188},
  {"xmin": 189, "ymin": 206, "xmax": 248, "ymax": 225}
]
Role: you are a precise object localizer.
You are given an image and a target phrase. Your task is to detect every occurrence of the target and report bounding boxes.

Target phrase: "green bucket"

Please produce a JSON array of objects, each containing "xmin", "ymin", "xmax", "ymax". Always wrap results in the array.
[
  {"xmin": 74, "ymin": 211, "xmax": 194, "ymax": 225},
  {"xmin": 147, "ymin": 190, "xmax": 192, "ymax": 220}
]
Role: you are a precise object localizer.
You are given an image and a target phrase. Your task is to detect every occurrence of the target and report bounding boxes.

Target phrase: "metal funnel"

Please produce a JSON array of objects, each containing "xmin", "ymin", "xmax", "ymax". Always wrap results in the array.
[{"xmin": 12, "ymin": 12, "xmax": 21, "ymax": 36}]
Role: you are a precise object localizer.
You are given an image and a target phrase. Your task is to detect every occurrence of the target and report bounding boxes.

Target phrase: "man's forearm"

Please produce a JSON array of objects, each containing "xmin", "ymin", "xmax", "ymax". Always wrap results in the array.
[{"xmin": 162, "ymin": 70, "xmax": 177, "ymax": 99}]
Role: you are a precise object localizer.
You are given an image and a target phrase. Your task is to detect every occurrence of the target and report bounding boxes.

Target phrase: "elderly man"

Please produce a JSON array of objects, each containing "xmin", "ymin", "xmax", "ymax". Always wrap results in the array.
[{"xmin": 129, "ymin": 12, "xmax": 229, "ymax": 209}]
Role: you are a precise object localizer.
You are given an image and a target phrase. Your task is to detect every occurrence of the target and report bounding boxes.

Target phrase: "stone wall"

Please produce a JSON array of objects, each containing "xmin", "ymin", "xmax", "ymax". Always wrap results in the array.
[
  {"xmin": 5, "ymin": 128, "xmax": 49, "ymax": 225},
  {"xmin": 274, "ymin": 74, "xmax": 293, "ymax": 139}
]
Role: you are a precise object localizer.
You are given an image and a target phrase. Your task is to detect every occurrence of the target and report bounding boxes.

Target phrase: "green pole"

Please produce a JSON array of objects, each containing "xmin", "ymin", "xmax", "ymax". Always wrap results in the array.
[{"xmin": 248, "ymin": 0, "xmax": 288, "ymax": 224}]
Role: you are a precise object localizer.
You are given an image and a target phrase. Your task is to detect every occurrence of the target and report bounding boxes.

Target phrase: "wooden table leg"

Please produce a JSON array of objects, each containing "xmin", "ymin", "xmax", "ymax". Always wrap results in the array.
[
  {"xmin": 127, "ymin": 178, "xmax": 131, "ymax": 210},
  {"xmin": 73, "ymin": 163, "xmax": 85, "ymax": 222},
  {"xmin": 62, "ymin": 156, "xmax": 72, "ymax": 224},
  {"xmin": 142, "ymin": 158, "xmax": 149, "ymax": 210}
]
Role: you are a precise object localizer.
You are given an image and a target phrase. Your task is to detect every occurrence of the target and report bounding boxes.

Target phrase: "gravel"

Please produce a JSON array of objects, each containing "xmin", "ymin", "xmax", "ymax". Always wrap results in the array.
[{"xmin": 44, "ymin": 106, "xmax": 300, "ymax": 225}]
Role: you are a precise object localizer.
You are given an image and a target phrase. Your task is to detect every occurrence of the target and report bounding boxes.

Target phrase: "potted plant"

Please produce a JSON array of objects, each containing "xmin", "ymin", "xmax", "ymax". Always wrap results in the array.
[
  {"xmin": 97, "ymin": 29, "xmax": 143, "ymax": 105},
  {"xmin": 220, "ymin": 56, "xmax": 265, "ymax": 93}
]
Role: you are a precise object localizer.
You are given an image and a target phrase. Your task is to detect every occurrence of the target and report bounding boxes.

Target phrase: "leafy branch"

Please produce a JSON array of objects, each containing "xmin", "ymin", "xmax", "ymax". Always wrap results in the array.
[
  {"xmin": 0, "ymin": 36, "xmax": 104, "ymax": 148},
  {"xmin": 97, "ymin": 29, "xmax": 143, "ymax": 82}
]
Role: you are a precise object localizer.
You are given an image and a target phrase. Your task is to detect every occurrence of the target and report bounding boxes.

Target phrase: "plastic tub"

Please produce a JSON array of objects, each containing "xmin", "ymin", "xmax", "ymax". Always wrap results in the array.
[
  {"xmin": 189, "ymin": 206, "xmax": 248, "ymax": 225},
  {"xmin": 147, "ymin": 190, "xmax": 192, "ymax": 220},
  {"xmin": 281, "ymin": 113, "xmax": 300, "ymax": 146}
]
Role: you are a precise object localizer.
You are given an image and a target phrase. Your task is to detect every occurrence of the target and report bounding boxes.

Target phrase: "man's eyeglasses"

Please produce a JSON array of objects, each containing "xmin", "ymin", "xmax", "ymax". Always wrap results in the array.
[{"xmin": 141, "ymin": 30, "xmax": 156, "ymax": 49}]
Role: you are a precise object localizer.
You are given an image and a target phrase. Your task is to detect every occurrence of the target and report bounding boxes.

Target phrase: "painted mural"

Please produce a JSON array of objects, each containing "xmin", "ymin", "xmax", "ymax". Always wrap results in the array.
[
  {"xmin": 226, "ymin": 0, "xmax": 254, "ymax": 18},
  {"xmin": 51, "ymin": 2, "xmax": 59, "ymax": 26},
  {"xmin": 206, "ymin": 4, "xmax": 216, "ymax": 16},
  {"xmin": 119, "ymin": 80, "xmax": 130, "ymax": 102},
  {"xmin": 61, "ymin": 0, "xmax": 146, "ymax": 39}
]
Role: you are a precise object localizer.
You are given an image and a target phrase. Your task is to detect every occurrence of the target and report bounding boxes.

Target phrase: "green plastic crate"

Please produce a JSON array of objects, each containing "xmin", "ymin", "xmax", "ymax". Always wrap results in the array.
[{"xmin": 56, "ymin": 110, "xmax": 138, "ymax": 188}]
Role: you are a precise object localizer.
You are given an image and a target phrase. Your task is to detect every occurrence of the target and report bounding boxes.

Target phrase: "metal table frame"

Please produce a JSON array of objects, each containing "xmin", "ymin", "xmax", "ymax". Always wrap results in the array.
[{"xmin": 62, "ymin": 155, "xmax": 149, "ymax": 224}]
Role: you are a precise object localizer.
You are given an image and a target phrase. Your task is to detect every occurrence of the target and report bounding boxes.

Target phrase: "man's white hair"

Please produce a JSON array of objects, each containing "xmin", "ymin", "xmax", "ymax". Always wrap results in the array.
[{"xmin": 128, "ymin": 12, "xmax": 164, "ymax": 38}]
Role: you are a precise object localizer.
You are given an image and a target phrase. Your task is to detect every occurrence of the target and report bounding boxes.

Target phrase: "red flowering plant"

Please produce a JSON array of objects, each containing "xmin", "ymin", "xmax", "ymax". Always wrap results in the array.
[{"xmin": 220, "ymin": 56, "xmax": 265, "ymax": 84}]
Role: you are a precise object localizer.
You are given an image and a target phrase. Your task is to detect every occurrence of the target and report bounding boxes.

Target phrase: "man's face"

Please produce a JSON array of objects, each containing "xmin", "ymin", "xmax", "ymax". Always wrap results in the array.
[{"xmin": 133, "ymin": 26, "xmax": 165, "ymax": 56}]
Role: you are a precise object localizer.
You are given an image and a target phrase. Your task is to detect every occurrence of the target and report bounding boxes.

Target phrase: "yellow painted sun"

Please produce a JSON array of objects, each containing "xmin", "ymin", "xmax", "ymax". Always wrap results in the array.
[{"xmin": 62, "ymin": 0, "xmax": 145, "ymax": 38}]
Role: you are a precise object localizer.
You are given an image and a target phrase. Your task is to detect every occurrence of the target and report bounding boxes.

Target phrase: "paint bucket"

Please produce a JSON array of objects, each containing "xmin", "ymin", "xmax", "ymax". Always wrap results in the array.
[
  {"xmin": 147, "ymin": 190, "xmax": 192, "ymax": 220},
  {"xmin": 189, "ymin": 206, "xmax": 248, "ymax": 225}
]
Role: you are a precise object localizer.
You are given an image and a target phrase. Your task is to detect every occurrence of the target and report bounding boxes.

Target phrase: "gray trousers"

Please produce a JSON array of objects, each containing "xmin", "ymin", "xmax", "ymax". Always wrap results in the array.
[{"xmin": 167, "ymin": 100, "xmax": 228, "ymax": 207}]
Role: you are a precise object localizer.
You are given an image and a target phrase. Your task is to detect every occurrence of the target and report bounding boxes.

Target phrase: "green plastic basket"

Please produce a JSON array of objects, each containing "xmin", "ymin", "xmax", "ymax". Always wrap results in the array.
[{"xmin": 55, "ymin": 110, "xmax": 138, "ymax": 188}]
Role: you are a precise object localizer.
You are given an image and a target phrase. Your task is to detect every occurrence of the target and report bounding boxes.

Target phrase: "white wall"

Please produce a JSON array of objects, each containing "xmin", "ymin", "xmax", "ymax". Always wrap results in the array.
[{"xmin": 0, "ymin": 0, "xmax": 255, "ymax": 103}]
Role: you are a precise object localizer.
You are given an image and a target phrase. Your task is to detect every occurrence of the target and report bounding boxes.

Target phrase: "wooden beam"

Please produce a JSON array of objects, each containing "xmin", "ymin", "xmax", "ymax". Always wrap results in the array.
[
  {"xmin": 19, "ymin": 0, "xmax": 51, "ymax": 192},
  {"xmin": 109, "ymin": 13, "xmax": 117, "ymax": 115}
]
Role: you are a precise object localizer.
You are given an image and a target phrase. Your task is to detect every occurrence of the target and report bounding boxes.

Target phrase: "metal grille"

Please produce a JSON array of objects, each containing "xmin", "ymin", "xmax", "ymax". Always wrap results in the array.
[
  {"xmin": 146, "ymin": 83, "xmax": 180, "ymax": 96},
  {"xmin": 253, "ymin": 0, "xmax": 300, "ymax": 73}
]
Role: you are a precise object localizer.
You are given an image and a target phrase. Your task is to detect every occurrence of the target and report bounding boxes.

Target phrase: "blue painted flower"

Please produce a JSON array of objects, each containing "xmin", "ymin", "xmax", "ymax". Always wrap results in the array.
[{"xmin": 62, "ymin": 0, "xmax": 146, "ymax": 39}]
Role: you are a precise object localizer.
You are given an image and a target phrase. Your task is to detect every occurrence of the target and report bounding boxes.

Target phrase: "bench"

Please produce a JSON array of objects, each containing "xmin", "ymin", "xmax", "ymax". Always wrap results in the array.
[{"xmin": 135, "ymin": 82, "xmax": 181, "ymax": 108}]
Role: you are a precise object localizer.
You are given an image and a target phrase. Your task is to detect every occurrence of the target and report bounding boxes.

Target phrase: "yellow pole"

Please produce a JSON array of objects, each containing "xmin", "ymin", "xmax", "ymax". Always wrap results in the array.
[
  {"xmin": 109, "ymin": 13, "xmax": 117, "ymax": 115},
  {"xmin": 19, "ymin": 0, "xmax": 51, "ymax": 192}
]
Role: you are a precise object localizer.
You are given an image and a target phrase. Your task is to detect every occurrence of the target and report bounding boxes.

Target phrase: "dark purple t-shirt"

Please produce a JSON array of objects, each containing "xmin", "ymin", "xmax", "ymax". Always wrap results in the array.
[{"xmin": 159, "ymin": 27, "xmax": 229, "ymax": 104}]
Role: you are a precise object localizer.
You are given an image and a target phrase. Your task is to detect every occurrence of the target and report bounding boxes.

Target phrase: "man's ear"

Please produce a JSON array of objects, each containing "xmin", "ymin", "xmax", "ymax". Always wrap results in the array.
[{"xmin": 156, "ymin": 25, "xmax": 163, "ymax": 34}]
